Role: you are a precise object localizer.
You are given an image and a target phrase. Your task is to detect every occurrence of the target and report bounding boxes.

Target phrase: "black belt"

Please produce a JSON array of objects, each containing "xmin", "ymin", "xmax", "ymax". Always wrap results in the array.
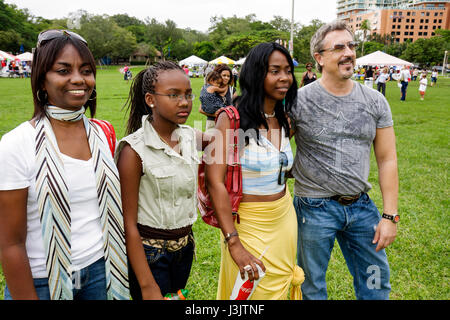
[{"xmin": 330, "ymin": 193, "xmax": 362, "ymax": 206}]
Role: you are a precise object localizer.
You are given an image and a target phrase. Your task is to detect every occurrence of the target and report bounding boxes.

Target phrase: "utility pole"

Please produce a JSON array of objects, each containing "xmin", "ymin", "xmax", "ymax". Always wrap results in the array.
[
  {"xmin": 442, "ymin": 50, "xmax": 448, "ymax": 77},
  {"xmin": 289, "ymin": 0, "xmax": 294, "ymax": 57}
]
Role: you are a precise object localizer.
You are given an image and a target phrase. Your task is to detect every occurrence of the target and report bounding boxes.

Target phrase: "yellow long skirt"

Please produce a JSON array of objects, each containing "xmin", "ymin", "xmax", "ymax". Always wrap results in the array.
[{"xmin": 217, "ymin": 190, "xmax": 301, "ymax": 300}]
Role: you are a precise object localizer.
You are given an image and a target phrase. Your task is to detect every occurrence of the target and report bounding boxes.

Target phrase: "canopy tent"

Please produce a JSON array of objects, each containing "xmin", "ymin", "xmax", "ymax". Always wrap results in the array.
[
  {"xmin": 209, "ymin": 55, "xmax": 235, "ymax": 65},
  {"xmin": 179, "ymin": 55, "xmax": 207, "ymax": 67},
  {"xmin": 0, "ymin": 50, "xmax": 16, "ymax": 60},
  {"xmin": 355, "ymin": 50, "xmax": 413, "ymax": 67},
  {"xmin": 16, "ymin": 52, "xmax": 33, "ymax": 61},
  {"xmin": 235, "ymin": 57, "xmax": 246, "ymax": 65}
]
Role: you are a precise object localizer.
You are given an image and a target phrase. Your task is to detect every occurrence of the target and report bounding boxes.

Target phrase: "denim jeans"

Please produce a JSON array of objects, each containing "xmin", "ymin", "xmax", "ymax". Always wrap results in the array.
[
  {"xmin": 400, "ymin": 81, "xmax": 408, "ymax": 100},
  {"xmin": 377, "ymin": 82, "xmax": 386, "ymax": 96},
  {"xmin": 4, "ymin": 257, "xmax": 107, "ymax": 300},
  {"xmin": 128, "ymin": 239, "xmax": 194, "ymax": 299},
  {"xmin": 294, "ymin": 193, "xmax": 391, "ymax": 300}
]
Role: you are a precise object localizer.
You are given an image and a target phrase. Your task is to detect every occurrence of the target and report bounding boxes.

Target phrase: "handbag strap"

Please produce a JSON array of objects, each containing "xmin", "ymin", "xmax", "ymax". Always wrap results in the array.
[
  {"xmin": 90, "ymin": 119, "xmax": 116, "ymax": 157},
  {"xmin": 216, "ymin": 106, "xmax": 241, "ymax": 193}
]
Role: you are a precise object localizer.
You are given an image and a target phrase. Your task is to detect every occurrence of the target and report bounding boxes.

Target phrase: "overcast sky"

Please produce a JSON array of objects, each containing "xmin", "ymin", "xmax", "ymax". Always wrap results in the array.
[{"xmin": 6, "ymin": 0, "xmax": 338, "ymax": 33}]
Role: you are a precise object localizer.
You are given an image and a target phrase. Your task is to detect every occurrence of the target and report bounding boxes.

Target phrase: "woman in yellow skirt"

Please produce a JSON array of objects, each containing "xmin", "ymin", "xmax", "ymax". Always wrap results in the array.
[{"xmin": 205, "ymin": 42, "xmax": 304, "ymax": 300}]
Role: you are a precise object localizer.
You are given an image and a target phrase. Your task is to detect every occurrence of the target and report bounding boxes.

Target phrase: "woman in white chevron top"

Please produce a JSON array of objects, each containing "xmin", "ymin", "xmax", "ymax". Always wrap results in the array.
[{"xmin": 0, "ymin": 30, "xmax": 129, "ymax": 300}]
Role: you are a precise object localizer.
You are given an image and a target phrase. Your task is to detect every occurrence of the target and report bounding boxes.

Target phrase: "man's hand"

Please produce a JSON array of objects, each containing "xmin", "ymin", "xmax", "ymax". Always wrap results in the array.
[{"xmin": 373, "ymin": 218, "xmax": 397, "ymax": 252}]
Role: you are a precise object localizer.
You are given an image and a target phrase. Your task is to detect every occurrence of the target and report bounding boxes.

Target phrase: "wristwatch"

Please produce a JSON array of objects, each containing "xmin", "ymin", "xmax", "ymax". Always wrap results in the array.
[
  {"xmin": 224, "ymin": 230, "xmax": 239, "ymax": 244},
  {"xmin": 382, "ymin": 213, "xmax": 400, "ymax": 224}
]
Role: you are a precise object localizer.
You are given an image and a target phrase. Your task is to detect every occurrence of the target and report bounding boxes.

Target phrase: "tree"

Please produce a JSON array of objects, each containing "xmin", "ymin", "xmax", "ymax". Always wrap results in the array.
[
  {"xmin": 0, "ymin": 0, "xmax": 52, "ymax": 52},
  {"xmin": 356, "ymin": 41, "xmax": 384, "ymax": 56},
  {"xmin": 77, "ymin": 13, "xmax": 137, "ymax": 62},
  {"xmin": 359, "ymin": 19, "xmax": 371, "ymax": 56},
  {"xmin": 0, "ymin": 29, "xmax": 23, "ymax": 52},
  {"xmin": 145, "ymin": 18, "xmax": 182, "ymax": 60},
  {"xmin": 208, "ymin": 14, "xmax": 255, "ymax": 48},
  {"xmin": 401, "ymin": 36, "xmax": 450, "ymax": 67},
  {"xmin": 193, "ymin": 41, "xmax": 215, "ymax": 61},
  {"xmin": 270, "ymin": 15, "xmax": 300, "ymax": 33},
  {"xmin": 293, "ymin": 19, "xmax": 325, "ymax": 64}
]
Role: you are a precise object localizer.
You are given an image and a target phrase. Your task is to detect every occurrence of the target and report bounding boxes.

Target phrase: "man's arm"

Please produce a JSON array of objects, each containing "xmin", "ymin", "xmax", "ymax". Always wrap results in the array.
[{"xmin": 372, "ymin": 126, "xmax": 399, "ymax": 252}]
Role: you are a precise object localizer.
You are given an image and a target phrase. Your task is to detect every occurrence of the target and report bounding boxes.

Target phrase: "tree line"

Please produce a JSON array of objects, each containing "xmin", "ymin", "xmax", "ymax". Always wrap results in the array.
[{"xmin": 1, "ymin": 0, "xmax": 448, "ymax": 67}]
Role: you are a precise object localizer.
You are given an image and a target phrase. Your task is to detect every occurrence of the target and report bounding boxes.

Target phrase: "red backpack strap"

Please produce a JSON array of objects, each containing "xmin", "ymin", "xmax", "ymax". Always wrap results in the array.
[{"xmin": 90, "ymin": 119, "xmax": 116, "ymax": 157}]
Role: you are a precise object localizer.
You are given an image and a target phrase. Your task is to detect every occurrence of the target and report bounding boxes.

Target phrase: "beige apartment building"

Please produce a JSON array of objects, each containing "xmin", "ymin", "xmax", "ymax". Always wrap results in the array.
[{"xmin": 337, "ymin": 0, "xmax": 450, "ymax": 43}]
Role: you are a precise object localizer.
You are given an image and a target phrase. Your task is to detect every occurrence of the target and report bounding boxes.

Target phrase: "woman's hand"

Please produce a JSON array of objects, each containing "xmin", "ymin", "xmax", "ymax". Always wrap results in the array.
[
  {"xmin": 227, "ymin": 237, "xmax": 265, "ymax": 281},
  {"xmin": 141, "ymin": 285, "xmax": 164, "ymax": 300}
]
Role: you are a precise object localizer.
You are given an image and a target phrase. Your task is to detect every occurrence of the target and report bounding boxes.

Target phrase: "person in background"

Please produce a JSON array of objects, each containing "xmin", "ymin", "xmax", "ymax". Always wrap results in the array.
[
  {"xmin": 0, "ymin": 29, "xmax": 129, "ymax": 300},
  {"xmin": 206, "ymin": 42, "xmax": 303, "ymax": 300},
  {"xmin": 364, "ymin": 66, "xmax": 374, "ymax": 88},
  {"xmin": 203, "ymin": 63, "xmax": 214, "ymax": 84},
  {"xmin": 430, "ymin": 68, "xmax": 438, "ymax": 87},
  {"xmin": 299, "ymin": 62, "xmax": 317, "ymax": 87},
  {"xmin": 399, "ymin": 65, "xmax": 411, "ymax": 101},
  {"xmin": 214, "ymin": 64, "xmax": 236, "ymax": 103},
  {"xmin": 376, "ymin": 67, "xmax": 390, "ymax": 96},
  {"xmin": 116, "ymin": 61, "xmax": 207, "ymax": 300},
  {"xmin": 412, "ymin": 68, "xmax": 419, "ymax": 81},
  {"xmin": 199, "ymin": 71, "xmax": 228, "ymax": 130},
  {"xmin": 232, "ymin": 65, "xmax": 239, "ymax": 87},
  {"xmin": 290, "ymin": 21, "xmax": 398, "ymax": 300},
  {"xmin": 182, "ymin": 64, "xmax": 190, "ymax": 76},
  {"xmin": 419, "ymin": 72, "xmax": 428, "ymax": 101}
]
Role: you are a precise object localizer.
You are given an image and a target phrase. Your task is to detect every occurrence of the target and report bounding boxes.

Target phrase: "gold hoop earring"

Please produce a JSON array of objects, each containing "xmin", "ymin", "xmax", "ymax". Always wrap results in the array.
[{"xmin": 36, "ymin": 90, "xmax": 47, "ymax": 103}]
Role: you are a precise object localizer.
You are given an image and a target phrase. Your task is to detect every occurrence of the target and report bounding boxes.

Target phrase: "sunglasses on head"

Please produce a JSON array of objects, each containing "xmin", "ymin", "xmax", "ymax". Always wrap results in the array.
[
  {"xmin": 278, "ymin": 151, "xmax": 289, "ymax": 185},
  {"xmin": 319, "ymin": 41, "xmax": 359, "ymax": 54},
  {"xmin": 37, "ymin": 30, "xmax": 88, "ymax": 48}
]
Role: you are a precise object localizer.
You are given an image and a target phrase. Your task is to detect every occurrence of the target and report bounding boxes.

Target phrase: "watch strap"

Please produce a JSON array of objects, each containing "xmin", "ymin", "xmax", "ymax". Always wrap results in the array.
[
  {"xmin": 224, "ymin": 230, "xmax": 239, "ymax": 244},
  {"xmin": 382, "ymin": 213, "xmax": 400, "ymax": 223}
]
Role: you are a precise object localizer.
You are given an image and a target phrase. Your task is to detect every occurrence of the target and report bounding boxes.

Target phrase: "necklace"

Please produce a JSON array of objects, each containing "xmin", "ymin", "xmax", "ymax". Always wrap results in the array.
[
  {"xmin": 157, "ymin": 131, "xmax": 174, "ymax": 146},
  {"xmin": 264, "ymin": 111, "xmax": 276, "ymax": 118}
]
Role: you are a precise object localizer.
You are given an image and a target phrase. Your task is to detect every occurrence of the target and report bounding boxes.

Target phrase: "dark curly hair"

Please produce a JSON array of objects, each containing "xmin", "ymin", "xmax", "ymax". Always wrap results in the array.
[
  {"xmin": 124, "ymin": 61, "xmax": 184, "ymax": 135},
  {"xmin": 213, "ymin": 64, "xmax": 233, "ymax": 86}
]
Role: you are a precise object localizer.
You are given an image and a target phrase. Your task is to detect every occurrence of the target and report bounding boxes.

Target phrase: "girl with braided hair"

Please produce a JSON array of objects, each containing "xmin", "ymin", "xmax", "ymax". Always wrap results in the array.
[{"xmin": 116, "ymin": 61, "xmax": 205, "ymax": 300}]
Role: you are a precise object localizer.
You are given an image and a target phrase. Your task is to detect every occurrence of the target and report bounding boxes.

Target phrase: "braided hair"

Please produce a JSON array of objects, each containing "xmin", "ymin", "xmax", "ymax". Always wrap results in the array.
[{"xmin": 124, "ymin": 61, "xmax": 183, "ymax": 135}]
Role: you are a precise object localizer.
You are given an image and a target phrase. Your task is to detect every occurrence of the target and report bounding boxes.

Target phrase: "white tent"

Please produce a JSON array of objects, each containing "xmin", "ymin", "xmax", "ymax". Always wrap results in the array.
[
  {"xmin": 235, "ymin": 57, "xmax": 246, "ymax": 65},
  {"xmin": 209, "ymin": 55, "xmax": 235, "ymax": 65},
  {"xmin": 356, "ymin": 50, "xmax": 413, "ymax": 67},
  {"xmin": 16, "ymin": 52, "xmax": 33, "ymax": 61},
  {"xmin": 0, "ymin": 50, "xmax": 16, "ymax": 60},
  {"xmin": 179, "ymin": 55, "xmax": 207, "ymax": 67}
]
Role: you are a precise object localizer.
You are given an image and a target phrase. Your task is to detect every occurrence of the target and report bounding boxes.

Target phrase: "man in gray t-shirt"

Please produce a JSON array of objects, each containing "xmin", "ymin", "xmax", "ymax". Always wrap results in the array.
[
  {"xmin": 292, "ymin": 80, "xmax": 393, "ymax": 198},
  {"xmin": 290, "ymin": 21, "xmax": 399, "ymax": 300}
]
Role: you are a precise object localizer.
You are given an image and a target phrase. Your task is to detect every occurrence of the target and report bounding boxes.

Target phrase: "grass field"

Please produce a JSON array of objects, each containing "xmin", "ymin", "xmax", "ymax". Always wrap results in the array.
[{"xmin": 0, "ymin": 65, "xmax": 448, "ymax": 300}]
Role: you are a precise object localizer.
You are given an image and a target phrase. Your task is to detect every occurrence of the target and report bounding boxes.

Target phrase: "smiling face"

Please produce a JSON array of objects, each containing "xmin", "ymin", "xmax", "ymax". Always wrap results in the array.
[
  {"xmin": 220, "ymin": 70, "xmax": 231, "ymax": 85},
  {"xmin": 145, "ymin": 69, "xmax": 192, "ymax": 126},
  {"xmin": 314, "ymin": 29, "xmax": 356, "ymax": 81},
  {"xmin": 263, "ymin": 50, "xmax": 293, "ymax": 103},
  {"xmin": 43, "ymin": 44, "xmax": 95, "ymax": 110}
]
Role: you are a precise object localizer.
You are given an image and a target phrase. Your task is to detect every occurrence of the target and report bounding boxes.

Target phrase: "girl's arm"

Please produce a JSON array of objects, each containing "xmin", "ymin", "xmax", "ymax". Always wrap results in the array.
[
  {"xmin": 117, "ymin": 145, "xmax": 164, "ymax": 300},
  {"xmin": 204, "ymin": 113, "xmax": 265, "ymax": 281},
  {"xmin": 198, "ymin": 105, "xmax": 215, "ymax": 118},
  {"xmin": 207, "ymin": 85, "xmax": 228, "ymax": 94},
  {"xmin": 0, "ymin": 188, "xmax": 38, "ymax": 299}
]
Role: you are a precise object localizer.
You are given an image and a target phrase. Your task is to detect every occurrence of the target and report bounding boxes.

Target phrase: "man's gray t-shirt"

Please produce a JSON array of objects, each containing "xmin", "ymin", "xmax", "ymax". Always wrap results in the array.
[{"xmin": 290, "ymin": 80, "xmax": 394, "ymax": 198}]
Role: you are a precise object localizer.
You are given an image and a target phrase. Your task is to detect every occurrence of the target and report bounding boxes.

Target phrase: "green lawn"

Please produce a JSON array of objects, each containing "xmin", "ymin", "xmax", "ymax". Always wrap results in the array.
[{"xmin": 0, "ymin": 66, "xmax": 448, "ymax": 300}]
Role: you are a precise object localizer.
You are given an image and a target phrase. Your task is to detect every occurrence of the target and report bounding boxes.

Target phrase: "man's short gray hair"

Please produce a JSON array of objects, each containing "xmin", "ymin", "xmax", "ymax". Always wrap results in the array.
[{"xmin": 310, "ymin": 20, "xmax": 354, "ymax": 73}]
